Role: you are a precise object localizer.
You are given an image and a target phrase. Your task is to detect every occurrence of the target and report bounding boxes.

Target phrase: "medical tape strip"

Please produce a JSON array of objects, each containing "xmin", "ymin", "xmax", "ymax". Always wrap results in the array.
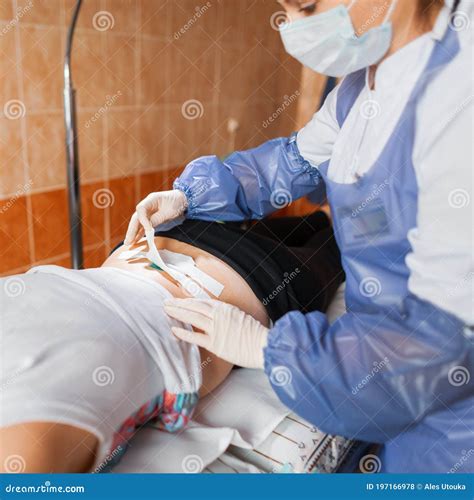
[
  {"xmin": 159, "ymin": 249, "xmax": 225, "ymax": 298},
  {"xmin": 145, "ymin": 230, "xmax": 210, "ymax": 299}
]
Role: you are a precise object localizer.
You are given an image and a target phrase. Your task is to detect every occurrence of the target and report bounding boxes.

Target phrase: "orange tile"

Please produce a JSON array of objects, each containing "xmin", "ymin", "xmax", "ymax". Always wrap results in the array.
[
  {"xmin": 139, "ymin": 170, "xmax": 166, "ymax": 200},
  {"xmin": 216, "ymin": 0, "xmax": 245, "ymax": 47},
  {"xmin": 31, "ymin": 188, "xmax": 70, "ymax": 262},
  {"xmin": 220, "ymin": 44, "xmax": 259, "ymax": 102},
  {"xmin": 0, "ymin": 266, "xmax": 30, "ymax": 277},
  {"xmin": 0, "ymin": 2, "xmax": 13, "ymax": 20},
  {"xmin": 72, "ymin": 30, "xmax": 106, "ymax": 109},
  {"xmin": 166, "ymin": 105, "xmax": 196, "ymax": 168},
  {"xmin": 139, "ymin": 0, "xmax": 171, "ymax": 37},
  {"xmin": 19, "ymin": 25, "xmax": 63, "ymax": 110},
  {"xmin": 135, "ymin": 106, "xmax": 168, "ymax": 171},
  {"xmin": 84, "ymin": 244, "xmax": 106, "ymax": 268},
  {"xmin": 138, "ymin": 36, "xmax": 169, "ymax": 105},
  {"xmin": 80, "ymin": 182, "xmax": 106, "ymax": 248},
  {"xmin": 103, "ymin": 34, "xmax": 137, "ymax": 106},
  {"xmin": 170, "ymin": 0, "xmax": 217, "ymax": 43},
  {"xmin": 25, "ymin": 112, "xmax": 66, "ymax": 190},
  {"xmin": 192, "ymin": 102, "xmax": 217, "ymax": 158},
  {"xmin": 46, "ymin": 254, "xmax": 71, "ymax": 268},
  {"xmin": 62, "ymin": 0, "xmax": 102, "ymax": 30},
  {"xmin": 104, "ymin": 0, "xmax": 138, "ymax": 34},
  {"xmin": 0, "ymin": 195, "xmax": 31, "ymax": 273},
  {"xmin": 0, "ymin": 28, "xmax": 19, "ymax": 106},
  {"xmin": 17, "ymin": 0, "xmax": 62, "ymax": 26},
  {"xmin": 165, "ymin": 166, "xmax": 184, "ymax": 191},
  {"xmin": 0, "ymin": 118, "xmax": 28, "ymax": 197},
  {"xmin": 108, "ymin": 176, "xmax": 136, "ymax": 242},
  {"xmin": 107, "ymin": 110, "xmax": 140, "ymax": 178},
  {"xmin": 191, "ymin": 45, "xmax": 217, "ymax": 103},
  {"xmin": 76, "ymin": 110, "xmax": 106, "ymax": 182}
]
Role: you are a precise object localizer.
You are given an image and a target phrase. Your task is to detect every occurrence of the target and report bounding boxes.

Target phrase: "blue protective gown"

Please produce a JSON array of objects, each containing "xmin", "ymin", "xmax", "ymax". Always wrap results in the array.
[{"xmin": 173, "ymin": 25, "xmax": 473, "ymax": 472}]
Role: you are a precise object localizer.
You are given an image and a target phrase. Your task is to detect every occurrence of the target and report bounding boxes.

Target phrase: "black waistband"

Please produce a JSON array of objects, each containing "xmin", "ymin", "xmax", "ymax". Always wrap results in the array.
[{"xmin": 155, "ymin": 220, "xmax": 318, "ymax": 322}]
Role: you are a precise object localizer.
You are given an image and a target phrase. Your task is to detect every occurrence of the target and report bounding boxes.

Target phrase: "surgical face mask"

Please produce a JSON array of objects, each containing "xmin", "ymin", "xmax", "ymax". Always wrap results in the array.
[{"xmin": 279, "ymin": 0, "xmax": 398, "ymax": 77}]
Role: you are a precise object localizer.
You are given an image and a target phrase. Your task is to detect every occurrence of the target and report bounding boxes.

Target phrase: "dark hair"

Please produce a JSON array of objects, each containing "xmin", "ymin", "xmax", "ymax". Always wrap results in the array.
[{"xmin": 418, "ymin": 0, "xmax": 461, "ymax": 17}]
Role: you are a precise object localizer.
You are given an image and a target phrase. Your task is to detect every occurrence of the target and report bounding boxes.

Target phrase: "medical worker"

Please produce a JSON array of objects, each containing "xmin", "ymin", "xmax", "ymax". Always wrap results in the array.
[{"xmin": 126, "ymin": 0, "xmax": 473, "ymax": 472}]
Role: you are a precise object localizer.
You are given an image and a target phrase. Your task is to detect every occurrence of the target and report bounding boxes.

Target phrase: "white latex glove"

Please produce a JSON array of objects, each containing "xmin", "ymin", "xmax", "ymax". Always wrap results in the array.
[
  {"xmin": 164, "ymin": 298, "xmax": 269, "ymax": 369},
  {"xmin": 124, "ymin": 190, "xmax": 188, "ymax": 245}
]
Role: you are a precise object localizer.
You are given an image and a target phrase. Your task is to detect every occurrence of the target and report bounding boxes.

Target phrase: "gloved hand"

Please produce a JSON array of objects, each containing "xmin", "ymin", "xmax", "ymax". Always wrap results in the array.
[
  {"xmin": 164, "ymin": 298, "xmax": 269, "ymax": 369},
  {"xmin": 124, "ymin": 190, "xmax": 188, "ymax": 245}
]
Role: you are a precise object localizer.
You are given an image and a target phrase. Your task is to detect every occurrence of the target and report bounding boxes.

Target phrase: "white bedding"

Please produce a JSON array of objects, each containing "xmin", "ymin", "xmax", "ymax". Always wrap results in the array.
[
  {"xmin": 112, "ymin": 368, "xmax": 289, "ymax": 473},
  {"xmin": 113, "ymin": 366, "xmax": 356, "ymax": 474},
  {"xmin": 113, "ymin": 283, "xmax": 350, "ymax": 474}
]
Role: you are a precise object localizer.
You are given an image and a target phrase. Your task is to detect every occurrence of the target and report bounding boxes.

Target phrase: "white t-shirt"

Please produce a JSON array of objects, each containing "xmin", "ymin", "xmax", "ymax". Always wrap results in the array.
[{"xmin": 1, "ymin": 265, "xmax": 202, "ymax": 395}]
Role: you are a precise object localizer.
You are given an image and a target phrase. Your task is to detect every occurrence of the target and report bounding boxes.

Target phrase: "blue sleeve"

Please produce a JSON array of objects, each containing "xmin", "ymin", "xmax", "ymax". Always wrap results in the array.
[
  {"xmin": 264, "ymin": 294, "xmax": 473, "ymax": 443},
  {"xmin": 173, "ymin": 133, "xmax": 325, "ymax": 221}
]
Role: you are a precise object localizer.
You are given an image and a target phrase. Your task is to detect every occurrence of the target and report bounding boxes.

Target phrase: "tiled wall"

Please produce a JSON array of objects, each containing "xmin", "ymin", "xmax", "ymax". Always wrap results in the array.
[{"xmin": 0, "ymin": 0, "xmax": 302, "ymax": 276}]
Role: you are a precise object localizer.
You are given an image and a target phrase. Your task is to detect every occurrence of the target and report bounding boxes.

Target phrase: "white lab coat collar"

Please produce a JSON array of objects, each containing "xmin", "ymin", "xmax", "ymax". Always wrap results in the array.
[
  {"xmin": 371, "ymin": 33, "xmax": 432, "ymax": 91},
  {"xmin": 371, "ymin": 0, "xmax": 471, "ymax": 91}
]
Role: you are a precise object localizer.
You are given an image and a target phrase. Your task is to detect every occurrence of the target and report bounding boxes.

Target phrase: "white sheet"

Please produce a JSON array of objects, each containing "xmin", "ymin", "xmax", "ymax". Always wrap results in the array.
[
  {"xmin": 113, "ymin": 369, "xmax": 289, "ymax": 473},
  {"xmin": 113, "ymin": 283, "xmax": 349, "ymax": 473}
]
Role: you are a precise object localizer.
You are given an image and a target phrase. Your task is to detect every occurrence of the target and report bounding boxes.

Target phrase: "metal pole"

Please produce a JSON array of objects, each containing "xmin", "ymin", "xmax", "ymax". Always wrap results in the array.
[{"xmin": 63, "ymin": 0, "xmax": 83, "ymax": 269}]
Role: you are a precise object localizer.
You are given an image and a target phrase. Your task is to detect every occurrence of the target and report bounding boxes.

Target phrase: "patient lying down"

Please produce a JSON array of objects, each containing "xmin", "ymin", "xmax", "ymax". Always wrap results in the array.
[{"xmin": 0, "ymin": 236, "xmax": 269, "ymax": 473}]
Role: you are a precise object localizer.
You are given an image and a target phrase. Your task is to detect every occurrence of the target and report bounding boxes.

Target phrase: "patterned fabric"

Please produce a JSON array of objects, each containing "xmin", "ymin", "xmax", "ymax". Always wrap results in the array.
[{"xmin": 100, "ymin": 391, "xmax": 199, "ymax": 472}]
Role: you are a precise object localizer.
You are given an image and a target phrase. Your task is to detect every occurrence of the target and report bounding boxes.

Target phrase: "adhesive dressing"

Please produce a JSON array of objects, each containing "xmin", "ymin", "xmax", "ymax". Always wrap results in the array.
[
  {"xmin": 118, "ymin": 246, "xmax": 147, "ymax": 261},
  {"xmin": 143, "ymin": 230, "xmax": 224, "ymax": 299},
  {"xmin": 159, "ymin": 249, "xmax": 224, "ymax": 297}
]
